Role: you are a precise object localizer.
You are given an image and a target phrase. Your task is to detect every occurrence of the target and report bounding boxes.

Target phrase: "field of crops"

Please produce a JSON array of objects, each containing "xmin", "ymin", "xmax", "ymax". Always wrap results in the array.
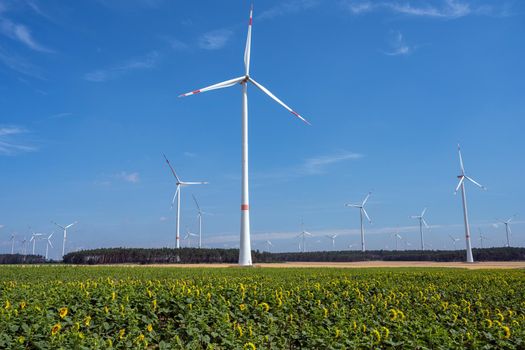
[{"xmin": 0, "ymin": 266, "xmax": 524, "ymax": 349}]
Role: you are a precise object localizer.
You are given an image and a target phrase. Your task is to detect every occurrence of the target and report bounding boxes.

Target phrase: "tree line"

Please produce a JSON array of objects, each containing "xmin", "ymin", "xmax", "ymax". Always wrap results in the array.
[{"xmin": 59, "ymin": 247, "xmax": 525, "ymax": 265}]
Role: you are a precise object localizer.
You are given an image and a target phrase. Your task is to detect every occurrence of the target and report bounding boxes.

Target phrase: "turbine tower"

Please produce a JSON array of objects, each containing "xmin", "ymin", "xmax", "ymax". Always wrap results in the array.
[
  {"xmin": 393, "ymin": 233, "xmax": 403, "ymax": 251},
  {"xmin": 10, "ymin": 233, "xmax": 16, "ymax": 254},
  {"xmin": 45, "ymin": 232, "xmax": 54, "ymax": 260},
  {"xmin": 478, "ymin": 228, "xmax": 489, "ymax": 249},
  {"xmin": 455, "ymin": 144, "xmax": 486, "ymax": 263},
  {"xmin": 345, "ymin": 192, "xmax": 372, "ymax": 252},
  {"xmin": 163, "ymin": 154, "xmax": 208, "ymax": 249},
  {"xmin": 29, "ymin": 230, "xmax": 43, "ymax": 255},
  {"xmin": 53, "ymin": 221, "xmax": 78, "ymax": 257},
  {"xmin": 179, "ymin": 5, "xmax": 310, "ymax": 266},
  {"xmin": 410, "ymin": 208, "xmax": 429, "ymax": 250},
  {"xmin": 498, "ymin": 216, "xmax": 515, "ymax": 247}
]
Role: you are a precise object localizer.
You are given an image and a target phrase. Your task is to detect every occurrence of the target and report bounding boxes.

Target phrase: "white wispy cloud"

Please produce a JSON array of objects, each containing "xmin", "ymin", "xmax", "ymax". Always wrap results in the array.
[
  {"xmin": 198, "ymin": 29, "xmax": 233, "ymax": 50},
  {"xmin": 159, "ymin": 216, "xmax": 168, "ymax": 222},
  {"xmin": 258, "ymin": 0, "xmax": 319, "ymax": 20},
  {"xmin": 383, "ymin": 30, "xmax": 413, "ymax": 56},
  {"xmin": 342, "ymin": 0, "xmax": 497, "ymax": 19},
  {"xmin": 302, "ymin": 151, "xmax": 363, "ymax": 174},
  {"xmin": 0, "ymin": 126, "xmax": 37, "ymax": 155},
  {"xmin": 84, "ymin": 51, "xmax": 160, "ymax": 82},
  {"xmin": 0, "ymin": 45, "xmax": 43, "ymax": 78},
  {"xmin": 0, "ymin": 17, "xmax": 53, "ymax": 52},
  {"xmin": 168, "ymin": 37, "xmax": 189, "ymax": 51},
  {"xmin": 115, "ymin": 172, "xmax": 140, "ymax": 184}
]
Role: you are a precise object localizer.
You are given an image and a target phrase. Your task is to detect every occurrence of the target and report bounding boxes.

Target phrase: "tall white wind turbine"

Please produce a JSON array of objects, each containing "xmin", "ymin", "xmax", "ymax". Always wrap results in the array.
[
  {"xmin": 297, "ymin": 222, "xmax": 312, "ymax": 253},
  {"xmin": 45, "ymin": 232, "xmax": 54, "ymax": 260},
  {"xmin": 410, "ymin": 208, "xmax": 430, "ymax": 251},
  {"xmin": 52, "ymin": 221, "xmax": 78, "ymax": 257},
  {"xmin": 163, "ymin": 154, "xmax": 208, "ymax": 249},
  {"xmin": 455, "ymin": 144, "xmax": 486, "ymax": 263},
  {"xmin": 478, "ymin": 228, "xmax": 489, "ymax": 249},
  {"xmin": 393, "ymin": 233, "xmax": 403, "ymax": 251},
  {"xmin": 345, "ymin": 192, "xmax": 372, "ymax": 252},
  {"xmin": 179, "ymin": 5, "xmax": 310, "ymax": 266},
  {"xmin": 498, "ymin": 216, "xmax": 515, "ymax": 247},
  {"xmin": 29, "ymin": 231, "xmax": 43, "ymax": 255}
]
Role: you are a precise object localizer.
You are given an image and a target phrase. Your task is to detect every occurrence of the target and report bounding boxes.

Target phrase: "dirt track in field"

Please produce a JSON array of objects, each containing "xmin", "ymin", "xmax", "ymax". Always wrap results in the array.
[{"xmin": 138, "ymin": 261, "xmax": 525, "ymax": 269}]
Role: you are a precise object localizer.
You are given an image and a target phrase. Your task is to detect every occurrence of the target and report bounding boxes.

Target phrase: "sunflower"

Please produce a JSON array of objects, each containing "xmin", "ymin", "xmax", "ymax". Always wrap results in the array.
[
  {"xmin": 259, "ymin": 302, "xmax": 270, "ymax": 312},
  {"xmin": 59, "ymin": 307, "xmax": 68, "ymax": 319},
  {"xmin": 51, "ymin": 323, "xmax": 61, "ymax": 336},
  {"xmin": 244, "ymin": 342, "xmax": 256, "ymax": 350},
  {"xmin": 147, "ymin": 324, "xmax": 153, "ymax": 332}
]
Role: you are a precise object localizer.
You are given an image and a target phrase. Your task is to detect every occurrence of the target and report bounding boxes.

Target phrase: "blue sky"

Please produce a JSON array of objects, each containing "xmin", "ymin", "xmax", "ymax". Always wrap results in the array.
[{"xmin": 0, "ymin": 0, "xmax": 523, "ymax": 259}]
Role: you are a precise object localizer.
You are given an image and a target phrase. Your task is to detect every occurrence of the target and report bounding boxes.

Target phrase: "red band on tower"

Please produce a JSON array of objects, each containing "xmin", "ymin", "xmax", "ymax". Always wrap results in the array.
[{"xmin": 241, "ymin": 204, "xmax": 249, "ymax": 211}]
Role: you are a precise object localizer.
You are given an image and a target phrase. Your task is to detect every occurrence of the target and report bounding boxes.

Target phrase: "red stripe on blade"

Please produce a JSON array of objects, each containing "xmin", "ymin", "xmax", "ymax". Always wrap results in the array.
[
  {"xmin": 241, "ymin": 204, "xmax": 249, "ymax": 211},
  {"xmin": 192, "ymin": 90, "xmax": 201, "ymax": 94},
  {"xmin": 249, "ymin": 18, "xmax": 252, "ymax": 25}
]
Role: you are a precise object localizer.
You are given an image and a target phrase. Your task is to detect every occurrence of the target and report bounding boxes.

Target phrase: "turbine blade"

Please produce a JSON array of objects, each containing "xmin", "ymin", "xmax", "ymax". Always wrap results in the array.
[
  {"xmin": 362, "ymin": 208, "xmax": 371, "ymax": 223},
  {"xmin": 171, "ymin": 186, "xmax": 180, "ymax": 208},
  {"xmin": 182, "ymin": 181, "xmax": 209, "ymax": 185},
  {"xmin": 65, "ymin": 221, "xmax": 77, "ymax": 229},
  {"xmin": 303, "ymin": 231, "xmax": 312, "ymax": 236},
  {"xmin": 455, "ymin": 176, "xmax": 465, "ymax": 194},
  {"xmin": 466, "ymin": 176, "xmax": 485, "ymax": 190},
  {"xmin": 457, "ymin": 144, "xmax": 465, "ymax": 174},
  {"xmin": 192, "ymin": 194, "xmax": 201, "ymax": 212},
  {"xmin": 48, "ymin": 241, "xmax": 54, "ymax": 248},
  {"xmin": 52, "ymin": 222, "xmax": 65, "ymax": 230},
  {"xmin": 249, "ymin": 78, "xmax": 311, "ymax": 125},
  {"xmin": 179, "ymin": 76, "xmax": 245, "ymax": 97},
  {"xmin": 422, "ymin": 218, "xmax": 430, "ymax": 229},
  {"xmin": 162, "ymin": 153, "xmax": 181, "ymax": 182},
  {"xmin": 244, "ymin": 4, "xmax": 253, "ymax": 76},
  {"xmin": 421, "ymin": 207, "xmax": 427, "ymax": 217},
  {"xmin": 345, "ymin": 204, "xmax": 360, "ymax": 208},
  {"xmin": 362, "ymin": 192, "xmax": 371, "ymax": 206}
]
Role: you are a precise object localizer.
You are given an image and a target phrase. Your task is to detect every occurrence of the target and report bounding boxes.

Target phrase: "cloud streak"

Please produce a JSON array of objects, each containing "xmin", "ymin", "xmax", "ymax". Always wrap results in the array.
[
  {"xmin": 198, "ymin": 29, "xmax": 233, "ymax": 50},
  {"xmin": 383, "ymin": 30, "xmax": 413, "ymax": 56},
  {"xmin": 115, "ymin": 172, "xmax": 140, "ymax": 184},
  {"xmin": 0, "ymin": 17, "xmax": 53, "ymax": 52},
  {"xmin": 0, "ymin": 126, "xmax": 37, "ymax": 155},
  {"xmin": 258, "ymin": 0, "xmax": 319, "ymax": 20},
  {"xmin": 84, "ymin": 51, "xmax": 160, "ymax": 82},
  {"xmin": 342, "ymin": 0, "xmax": 494, "ymax": 19}
]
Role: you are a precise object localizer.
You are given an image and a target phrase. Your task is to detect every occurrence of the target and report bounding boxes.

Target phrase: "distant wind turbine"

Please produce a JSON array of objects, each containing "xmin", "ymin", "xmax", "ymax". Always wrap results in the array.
[
  {"xmin": 448, "ymin": 234, "xmax": 460, "ymax": 249},
  {"xmin": 455, "ymin": 144, "xmax": 486, "ymax": 263},
  {"xmin": 410, "ymin": 208, "xmax": 430, "ymax": 250},
  {"xmin": 265, "ymin": 240, "xmax": 273, "ymax": 252},
  {"xmin": 183, "ymin": 228, "xmax": 198, "ymax": 248},
  {"xmin": 53, "ymin": 221, "xmax": 78, "ymax": 257},
  {"xmin": 297, "ymin": 221, "xmax": 312, "ymax": 253},
  {"xmin": 345, "ymin": 192, "xmax": 372, "ymax": 252},
  {"xmin": 325, "ymin": 234, "xmax": 338, "ymax": 249},
  {"xmin": 192, "ymin": 194, "xmax": 210, "ymax": 249},
  {"xmin": 478, "ymin": 228, "xmax": 489, "ymax": 249},
  {"xmin": 163, "ymin": 154, "xmax": 208, "ymax": 249},
  {"xmin": 179, "ymin": 5, "xmax": 310, "ymax": 266},
  {"xmin": 393, "ymin": 233, "xmax": 403, "ymax": 251},
  {"xmin": 29, "ymin": 229, "xmax": 43, "ymax": 255},
  {"xmin": 45, "ymin": 232, "xmax": 54, "ymax": 260},
  {"xmin": 498, "ymin": 215, "xmax": 516, "ymax": 247},
  {"xmin": 10, "ymin": 233, "xmax": 16, "ymax": 254}
]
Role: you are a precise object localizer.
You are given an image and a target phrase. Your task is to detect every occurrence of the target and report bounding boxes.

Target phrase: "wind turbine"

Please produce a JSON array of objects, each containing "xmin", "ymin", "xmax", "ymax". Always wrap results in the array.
[
  {"xmin": 455, "ymin": 144, "xmax": 486, "ymax": 263},
  {"xmin": 163, "ymin": 154, "xmax": 208, "ymax": 249},
  {"xmin": 297, "ymin": 222, "xmax": 312, "ymax": 253},
  {"xmin": 478, "ymin": 228, "xmax": 489, "ymax": 249},
  {"xmin": 179, "ymin": 5, "xmax": 310, "ymax": 266},
  {"xmin": 52, "ymin": 221, "xmax": 78, "ymax": 257},
  {"xmin": 192, "ymin": 194, "xmax": 209, "ymax": 249},
  {"xmin": 448, "ymin": 234, "xmax": 460, "ymax": 249},
  {"xmin": 183, "ymin": 228, "xmax": 198, "ymax": 248},
  {"xmin": 45, "ymin": 232, "xmax": 54, "ymax": 260},
  {"xmin": 29, "ymin": 232, "xmax": 43, "ymax": 255},
  {"xmin": 326, "ymin": 234, "xmax": 338, "ymax": 249},
  {"xmin": 393, "ymin": 233, "xmax": 403, "ymax": 251},
  {"xmin": 265, "ymin": 240, "xmax": 273, "ymax": 252},
  {"xmin": 10, "ymin": 233, "xmax": 15, "ymax": 254},
  {"xmin": 498, "ymin": 216, "xmax": 516, "ymax": 247},
  {"xmin": 21, "ymin": 236, "xmax": 27, "ymax": 255},
  {"xmin": 345, "ymin": 192, "xmax": 372, "ymax": 252},
  {"xmin": 410, "ymin": 208, "xmax": 429, "ymax": 251}
]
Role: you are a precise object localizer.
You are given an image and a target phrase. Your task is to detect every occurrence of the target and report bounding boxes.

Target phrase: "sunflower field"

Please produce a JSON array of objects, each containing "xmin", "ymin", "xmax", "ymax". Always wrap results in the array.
[{"xmin": 0, "ymin": 266, "xmax": 523, "ymax": 349}]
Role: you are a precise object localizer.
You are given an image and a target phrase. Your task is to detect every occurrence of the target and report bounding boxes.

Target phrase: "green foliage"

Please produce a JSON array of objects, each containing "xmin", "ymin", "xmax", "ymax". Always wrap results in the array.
[{"xmin": 0, "ymin": 266, "xmax": 524, "ymax": 349}]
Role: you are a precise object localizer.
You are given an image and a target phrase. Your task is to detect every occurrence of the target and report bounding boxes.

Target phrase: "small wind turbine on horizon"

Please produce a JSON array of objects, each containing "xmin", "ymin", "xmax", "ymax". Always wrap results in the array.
[
  {"xmin": 455, "ymin": 144, "xmax": 486, "ymax": 263},
  {"xmin": 192, "ymin": 194, "xmax": 209, "ymax": 249},
  {"xmin": 326, "ymin": 234, "xmax": 338, "ymax": 249},
  {"xmin": 448, "ymin": 234, "xmax": 461, "ymax": 249},
  {"xmin": 183, "ymin": 228, "xmax": 198, "ymax": 248},
  {"xmin": 163, "ymin": 154, "xmax": 208, "ymax": 250},
  {"xmin": 393, "ymin": 233, "xmax": 403, "ymax": 251},
  {"xmin": 52, "ymin": 221, "xmax": 78, "ymax": 257},
  {"xmin": 345, "ymin": 192, "xmax": 372, "ymax": 252},
  {"xmin": 179, "ymin": 5, "xmax": 310, "ymax": 266},
  {"xmin": 297, "ymin": 221, "xmax": 312, "ymax": 253},
  {"xmin": 10, "ymin": 233, "xmax": 16, "ymax": 254},
  {"xmin": 265, "ymin": 240, "xmax": 273, "ymax": 252},
  {"xmin": 410, "ymin": 208, "xmax": 430, "ymax": 251},
  {"xmin": 478, "ymin": 228, "xmax": 489, "ymax": 249},
  {"xmin": 45, "ymin": 232, "xmax": 54, "ymax": 260},
  {"xmin": 498, "ymin": 215, "xmax": 516, "ymax": 247}
]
